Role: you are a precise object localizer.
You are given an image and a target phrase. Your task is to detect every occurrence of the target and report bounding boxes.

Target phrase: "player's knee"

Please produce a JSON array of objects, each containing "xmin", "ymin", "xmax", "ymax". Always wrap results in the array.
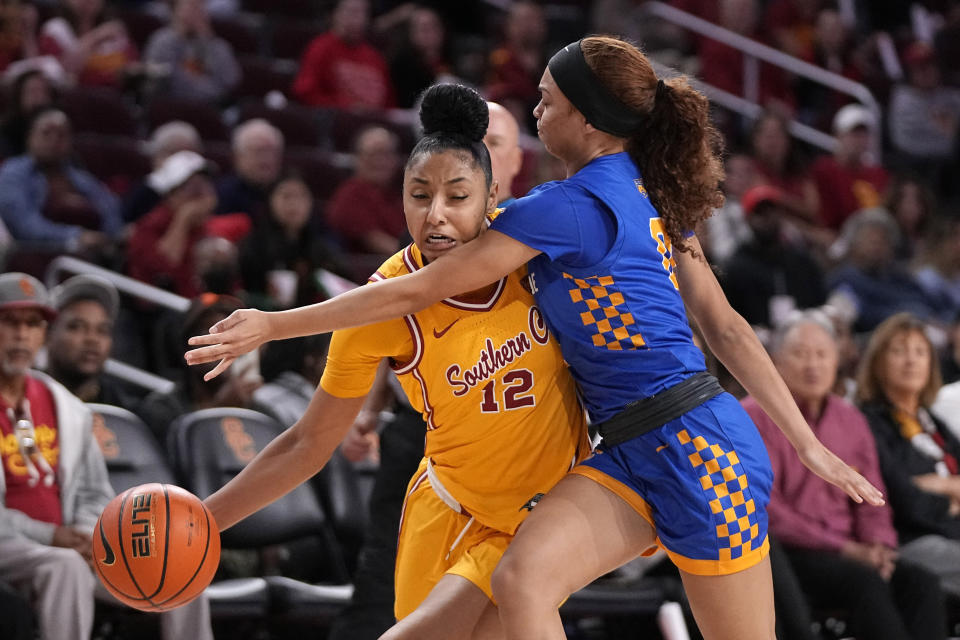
[
  {"xmin": 490, "ymin": 554, "xmax": 536, "ymax": 606},
  {"xmin": 38, "ymin": 547, "xmax": 95, "ymax": 594}
]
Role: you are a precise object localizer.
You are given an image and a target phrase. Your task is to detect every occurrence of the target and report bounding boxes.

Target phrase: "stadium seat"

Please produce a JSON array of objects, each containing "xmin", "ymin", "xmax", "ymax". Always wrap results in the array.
[
  {"xmin": 237, "ymin": 100, "xmax": 326, "ymax": 147},
  {"xmin": 146, "ymin": 98, "xmax": 230, "ymax": 142},
  {"xmin": 73, "ymin": 134, "xmax": 152, "ymax": 196},
  {"xmin": 312, "ymin": 450, "xmax": 377, "ymax": 573},
  {"xmin": 116, "ymin": 8, "xmax": 165, "ymax": 50},
  {"xmin": 87, "ymin": 403, "xmax": 270, "ymax": 620},
  {"xmin": 212, "ymin": 14, "xmax": 263, "ymax": 56},
  {"xmin": 283, "ymin": 146, "xmax": 352, "ymax": 202},
  {"xmin": 167, "ymin": 408, "xmax": 353, "ymax": 621},
  {"xmin": 60, "ymin": 87, "xmax": 140, "ymax": 137},
  {"xmin": 236, "ymin": 56, "xmax": 298, "ymax": 100},
  {"xmin": 328, "ymin": 108, "xmax": 416, "ymax": 154},
  {"xmin": 268, "ymin": 19, "xmax": 324, "ymax": 61},
  {"xmin": 243, "ymin": 0, "xmax": 320, "ymax": 20}
]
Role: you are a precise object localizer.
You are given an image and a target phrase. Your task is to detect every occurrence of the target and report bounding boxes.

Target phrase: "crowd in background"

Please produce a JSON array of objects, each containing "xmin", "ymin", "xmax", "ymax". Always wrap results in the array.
[{"xmin": 0, "ymin": 0, "xmax": 960, "ymax": 638}]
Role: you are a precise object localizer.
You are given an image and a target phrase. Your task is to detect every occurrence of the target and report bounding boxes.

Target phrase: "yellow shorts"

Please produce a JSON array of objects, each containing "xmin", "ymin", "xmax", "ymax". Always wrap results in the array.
[{"xmin": 394, "ymin": 461, "xmax": 512, "ymax": 620}]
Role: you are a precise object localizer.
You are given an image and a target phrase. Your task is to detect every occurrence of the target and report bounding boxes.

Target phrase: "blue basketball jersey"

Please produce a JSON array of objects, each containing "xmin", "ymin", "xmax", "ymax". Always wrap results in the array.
[{"xmin": 491, "ymin": 152, "xmax": 706, "ymax": 423}]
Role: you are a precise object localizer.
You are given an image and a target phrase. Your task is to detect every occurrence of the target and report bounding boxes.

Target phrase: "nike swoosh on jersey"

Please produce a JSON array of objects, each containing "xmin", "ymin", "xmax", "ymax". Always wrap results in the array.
[{"xmin": 433, "ymin": 318, "xmax": 461, "ymax": 339}]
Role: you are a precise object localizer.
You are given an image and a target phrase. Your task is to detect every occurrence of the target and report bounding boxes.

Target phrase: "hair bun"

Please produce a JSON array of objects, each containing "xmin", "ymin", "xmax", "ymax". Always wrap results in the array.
[{"xmin": 419, "ymin": 84, "xmax": 488, "ymax": 143}]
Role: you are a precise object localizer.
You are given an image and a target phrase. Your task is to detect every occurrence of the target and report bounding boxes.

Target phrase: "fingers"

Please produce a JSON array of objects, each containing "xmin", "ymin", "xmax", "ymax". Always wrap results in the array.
[
  {"xmin": 204, "ymin": 357, "xmax": 235, "ymax": 381},
  {"xmin": 184, "ymin": 344, "xmax": 226, "ymax": 364},
  {"xmin": 210, "ymin": 310, "xmax": 245, "ymax": 334},
  {"xmin": 187, "ymin": 333, "xmax": 226, "ymax": 347}
]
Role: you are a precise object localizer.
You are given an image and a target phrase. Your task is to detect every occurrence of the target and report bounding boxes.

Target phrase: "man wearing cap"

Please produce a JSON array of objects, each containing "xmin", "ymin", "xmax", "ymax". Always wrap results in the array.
[
  {"xmin": 720, "ymin": 184, "xmax": 827, "ymax": 327},
  {"xmin": 46, "ymin": 275, "xmax": 143, "ymax": 410},
  {"xmin": 0, "ymin": 272, "xmax": 214, "ymax": 640},
  {"xmin": 811, "ymin": 103, "xmax": 890, "ymax": 230},
  {"xmin": 127, "ymin": 150, "xmax": 222, "ymax": 298}
]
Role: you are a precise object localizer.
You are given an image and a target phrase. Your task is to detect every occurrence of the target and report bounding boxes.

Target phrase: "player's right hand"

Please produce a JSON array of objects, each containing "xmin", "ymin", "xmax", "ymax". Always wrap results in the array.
[{"xmin": 185, "ymin": 308, "xmax": 270, "ymax": 381}]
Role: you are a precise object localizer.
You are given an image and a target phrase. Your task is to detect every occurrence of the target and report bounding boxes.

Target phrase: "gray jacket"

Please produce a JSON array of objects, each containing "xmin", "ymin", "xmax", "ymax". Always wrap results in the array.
[{"xmin": 0, "ymin": 371, "xmax": 114, "ymax": 541}]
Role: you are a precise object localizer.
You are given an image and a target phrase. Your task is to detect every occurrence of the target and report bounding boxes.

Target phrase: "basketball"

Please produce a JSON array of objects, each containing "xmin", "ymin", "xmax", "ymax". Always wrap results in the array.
[{"xmin": 92, "ymin": 483, "xmax": 220, "ymax": 612}]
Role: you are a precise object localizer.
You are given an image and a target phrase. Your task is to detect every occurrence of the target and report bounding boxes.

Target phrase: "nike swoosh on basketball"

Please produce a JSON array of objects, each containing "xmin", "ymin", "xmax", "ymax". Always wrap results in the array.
[
  {"xmin": 99, "ymin": 523, "xmax": 116, "ymax": 566},
  {"xmin": 433, "ymin": 319, "xmax": 460, "ymax": 339}
]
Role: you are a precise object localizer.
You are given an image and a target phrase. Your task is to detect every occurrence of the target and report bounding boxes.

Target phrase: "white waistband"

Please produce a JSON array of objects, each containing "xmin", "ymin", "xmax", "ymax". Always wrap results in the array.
[{"xmin": 426, "ymin": 458, "xmax": 462, "ymax": 513}]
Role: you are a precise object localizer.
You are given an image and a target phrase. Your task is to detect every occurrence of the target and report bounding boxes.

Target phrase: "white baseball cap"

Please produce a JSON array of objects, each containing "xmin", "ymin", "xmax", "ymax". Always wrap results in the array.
[
  {"xmin": 832, "ymin": 104, "xmax": 876, "ymax": 134},
  {"xmin": 147, "ymin": 150, "xmax": 216, "ymax": 196}
]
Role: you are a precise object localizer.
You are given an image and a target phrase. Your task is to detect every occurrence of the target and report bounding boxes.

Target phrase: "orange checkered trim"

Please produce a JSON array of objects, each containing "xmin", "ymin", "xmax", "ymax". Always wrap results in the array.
[
  {"xmin": 563, "ymin": 273, "xmax": 645, "ymax": 350},
  {"xmin": 677, "ymin": 428, "xmax": 761, "ymax": 563}
]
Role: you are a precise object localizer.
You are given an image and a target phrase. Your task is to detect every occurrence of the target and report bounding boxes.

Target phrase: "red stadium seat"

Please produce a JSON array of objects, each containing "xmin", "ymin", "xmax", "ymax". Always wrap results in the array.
[
  {"xmin": 236, "ymin": 55, "xmax": 298, "ymax": 99},
  {"xmin": 60, "ymin": 87, "xmax": 140, "ymax": 137},
  {"xmin": 146, "ymin": 97, "xmax": 230, "ymax": 142},
  {"xmin": 73, "ymin": 133, "xmax": 151, "ymax": 196},
  {"xmin": 212, "ymin": 14, "xmax": 263, "ymax": 56},
  {"xmin": 328, "ymin": 109, "xmax": 416, "ymax": 154},
  {"xmin": 269, "ymin": 19, "xmax": 324, "ymax": 61},
  {"xmin": 237, "ymin": 100, "xmax": 326, "ymax": 147}
]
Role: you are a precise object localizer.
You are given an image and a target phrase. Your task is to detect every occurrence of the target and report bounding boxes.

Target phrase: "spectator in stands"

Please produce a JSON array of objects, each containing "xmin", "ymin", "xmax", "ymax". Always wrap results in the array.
[
  {"xmin": 828, "ymin": 207, "xmax": 947, "ymax": 331},
  {"xmin": 888, "ymin": 42, "xmax": 960, "ymax": 180},
  {"xmin": 941, "ymin": 312, "xmax": 960, "ymax": 384},
  {"xmin": 0, "ymin": 107, "xmax": 122, "ymax": 255},
  {"xmin": 0, "ymin": 68, "xmax": 57, "ymax": 158},
  {"xmin": 292, "ymin": 0, "xmax": 395, "ymax": 109},
  {"xmin": 0, "ymin": 272, "xmax": 214, "ymax": 640},
  {"xmin": 764, "ymin": 0, "xmax": 819, "ymax": 59},
  {"xmin": 216, "ymin": 118, "xmax": 283, "ymax": 222},
  {"xmin": 886, "ymin": 175, "xmax": 935, "ymax": 261},
  {"xmin": 0, "ymin": 2, "xmax": 39, "ymax": 73},
  {"xmin": 389, "ymin": 6, "xmax": 450, "ymax": 109},
  {"xmin": 122, "ymin": 120, "xmax": 203, "ymax": 224},
  {"xmin": 39, "ymin": 0, "xmax": 139, "ymax": 88},
  {"xmin": 795, "ymin": 8, "xmax": 861, "ymax": 129},
  {"xmin": 253, "ymin": 333, "xmax": 331, "ymax": 428},
  {"xmin": 45, "ymin": 274, "xmax": 144, "ymax": 410},
  {"xmin": 703, "ymin": 152, "xmax": 760, "ymax": 264},
  {"xmin": 744, "ymin": 311, "xmax": 947, "ymax": 640},
  {"xmin": 194, "ymin": 235, "xmax": 242, "ymax": 296},
  {"xmin": 857, "ymin": 313, "xmax": 960, "ymax": 597},
  {"xmin": 485, "ymin": 1, "xmax": 546, "ymax": 132},
  {"xmin": 139, "ymin": 294, "xmax": 261, "ymax": 439},
  {"xmin": 326, "ymin": 126, "xmax": 403, "ymax": 255},
  {"xmin": 484, "ymin": 101, "xmax": 523, "ymax": 206},
  {"xmin": 749, "ymin": 110, "xmax": 819, "ymax": 222},
  {"xmin": 698, "ymin": 0, "xmax": 794, "ymax": 110},
  {"xmin": 144, "ymin": 0, "xmax": 241, "ymax": 104},
  {"xmin": 127, "ymin": 150, "xmax": 218, "ymax": 298},
  {"xmin": 914, "ymin": 216, "xmax": 960, "ymax": 316},
  {"xmin": 720, "ymin": 185, "xmax": 826, "ymax": 327},
  {"xmin": 812, "ymin": 104, "xmax": 890, "ymax": 230},
  {"xmin": 240, "ymin": 173, "xmax": 342, "ymax": 309},
  {"xmin": 0, "ymin": 581, "xmax": 32, "ymax": 640}
]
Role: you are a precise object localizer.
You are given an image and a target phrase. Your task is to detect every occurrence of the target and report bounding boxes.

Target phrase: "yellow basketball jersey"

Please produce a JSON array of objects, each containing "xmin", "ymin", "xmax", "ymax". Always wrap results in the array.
[{"xmin": 321, "ymin": 242, "xmax": 588, "ymax": 534}]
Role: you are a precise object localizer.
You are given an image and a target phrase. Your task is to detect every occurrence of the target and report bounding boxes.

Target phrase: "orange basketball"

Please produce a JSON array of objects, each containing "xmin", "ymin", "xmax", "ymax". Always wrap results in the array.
[{"xmin": 92, "ymin": 483, "xmax": 220, "ymax": 612}]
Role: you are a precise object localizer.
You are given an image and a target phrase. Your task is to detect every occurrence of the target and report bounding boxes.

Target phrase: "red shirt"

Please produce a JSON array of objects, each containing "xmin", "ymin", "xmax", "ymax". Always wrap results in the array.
[
  {"xmin": 127, "ymin": 203, "xmax": 205, "ymax": 298},
  {"xmin": 743, "ymin": 394, "xmax": 897, "ymax": 551},
  {"xmin": 0, "ymin": 377, "xmax": 63, "ymax": 526},
  {"xmin": 325, "ymin": 177, "xmax": 404, "ymax": 251},
  {"xmin": 292, "ymin": 33, "xmax": 395, "ymax": 109},
  {"xmin": 811, "ymin": 155, "xmax": 890, "ymax": 230}
]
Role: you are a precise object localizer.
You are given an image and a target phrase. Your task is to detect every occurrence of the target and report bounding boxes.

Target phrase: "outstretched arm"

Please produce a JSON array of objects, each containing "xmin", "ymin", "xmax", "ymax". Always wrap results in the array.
[
  {"xmin": 676, "ymin": 236, "xmax": 884, "ymax": 506},
  {"xmin": 186, "ymin": 230, "xmax": 538, "ymax": 379},
  {"xmin": 205, "ymin": 388, "xmax": 365, "ymax": 531}
]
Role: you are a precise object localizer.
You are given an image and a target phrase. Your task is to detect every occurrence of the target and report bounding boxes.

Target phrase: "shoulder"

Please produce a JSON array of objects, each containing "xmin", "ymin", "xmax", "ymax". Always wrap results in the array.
[
  {"xmin": 0, "ymin": 155, "xmax": 33, "ymax": 176},
  {"xmin": 31, "ymin": 371, "xmax": 89, "ymax": 417},
  {"xmin": 305, "ymin": 32, "xmax": 337, "ymax": 55},
  {"xmin": 368, "ymin": 247, "xmax": 410, "ymax": 281},
  {"xmin": 145, "ymin": 27, "xmax": 178, "ymax": 47}
]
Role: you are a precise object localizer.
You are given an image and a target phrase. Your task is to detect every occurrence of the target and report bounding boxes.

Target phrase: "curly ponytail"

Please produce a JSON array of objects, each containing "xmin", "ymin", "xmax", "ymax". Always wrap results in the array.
[{"xmin": 580, "ymin": 37, "xmax": 725, "ymax": 254}]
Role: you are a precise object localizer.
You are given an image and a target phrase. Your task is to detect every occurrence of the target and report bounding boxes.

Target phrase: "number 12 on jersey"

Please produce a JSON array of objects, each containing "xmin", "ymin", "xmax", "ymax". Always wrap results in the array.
[{"xmin": 480, "ymin": 369, "xmax": 536, "ymax": 413}]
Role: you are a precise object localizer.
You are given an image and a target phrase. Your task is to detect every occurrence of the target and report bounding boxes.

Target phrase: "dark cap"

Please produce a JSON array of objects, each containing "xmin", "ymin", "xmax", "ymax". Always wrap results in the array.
[
  {"xmin": 0, "ymin": 273, "xmax": 56, "ymax": 321},
  {"xmin": 51, "ymin": 274, "xmax": 120, "ymax": 320}
]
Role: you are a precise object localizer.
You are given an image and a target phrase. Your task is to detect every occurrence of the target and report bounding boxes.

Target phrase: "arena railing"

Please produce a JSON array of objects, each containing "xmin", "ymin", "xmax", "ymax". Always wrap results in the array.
[
  {"xmin": 46, "ymin": 256, "xmax": 189, "ymax": 396},
  {"xmin": 639, "ymin": 1, "xmax": 882, "ymax": 158}
]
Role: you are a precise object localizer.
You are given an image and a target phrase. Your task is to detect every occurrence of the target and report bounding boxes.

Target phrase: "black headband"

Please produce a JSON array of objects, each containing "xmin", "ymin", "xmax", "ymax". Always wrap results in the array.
[{"xmin": 547, "ymin": 40, "xmax": 647, "ymax": 137}]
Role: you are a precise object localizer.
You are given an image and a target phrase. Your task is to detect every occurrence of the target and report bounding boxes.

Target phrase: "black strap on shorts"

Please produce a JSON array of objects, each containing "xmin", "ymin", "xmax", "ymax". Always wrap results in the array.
[{"xmin": 596, "ymin": 371, "xmax": 724, "ymax": 448}]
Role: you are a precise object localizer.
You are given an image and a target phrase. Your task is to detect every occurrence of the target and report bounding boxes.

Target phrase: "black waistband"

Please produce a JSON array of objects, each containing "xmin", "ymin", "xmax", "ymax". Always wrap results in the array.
[{"xmin": 596, "ymin": 371, "xmax": 724, "ymax": 448}]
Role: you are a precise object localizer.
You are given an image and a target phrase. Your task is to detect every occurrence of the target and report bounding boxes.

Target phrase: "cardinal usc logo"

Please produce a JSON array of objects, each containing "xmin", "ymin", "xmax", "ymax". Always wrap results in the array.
[{"xmin": 18, "ymin": 277, "xmax": 34, "ymax": 297}]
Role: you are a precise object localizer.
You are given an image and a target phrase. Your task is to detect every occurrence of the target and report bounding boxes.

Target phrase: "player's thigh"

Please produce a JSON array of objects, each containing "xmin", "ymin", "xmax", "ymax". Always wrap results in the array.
[
  {"xmin": 381, "ymin": 574, "xmax": 495, "ymax": 640},
  {"xmin": 680, "ymin": 556, "xmax": 776, "ymax": 640},
  {"xmin": 492, "ymin": 472, "xmax": 657, "ymax": 605}
]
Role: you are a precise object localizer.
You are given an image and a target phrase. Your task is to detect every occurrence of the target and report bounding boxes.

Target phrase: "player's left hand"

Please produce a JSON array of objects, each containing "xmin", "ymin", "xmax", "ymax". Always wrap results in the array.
[
  {"xmin": 185, "ymin": 308, "xmax": 271, "ymax": 380},
  {"xmin": 798, "ymin": 443, "xmax": 885, "ymax": 506}
]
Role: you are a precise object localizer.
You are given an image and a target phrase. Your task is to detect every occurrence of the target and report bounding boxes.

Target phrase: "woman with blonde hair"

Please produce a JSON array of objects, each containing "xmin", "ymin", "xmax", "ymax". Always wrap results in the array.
[{"xmin": 857, "ymin": 312, "xmax": 960, "ymax": 597}]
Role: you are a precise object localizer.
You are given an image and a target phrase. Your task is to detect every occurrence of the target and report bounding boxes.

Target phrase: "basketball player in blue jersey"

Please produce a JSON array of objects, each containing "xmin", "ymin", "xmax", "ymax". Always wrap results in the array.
[{"xmin": 187, "ymin": 38, "xmax": 885, "ymax": 640}]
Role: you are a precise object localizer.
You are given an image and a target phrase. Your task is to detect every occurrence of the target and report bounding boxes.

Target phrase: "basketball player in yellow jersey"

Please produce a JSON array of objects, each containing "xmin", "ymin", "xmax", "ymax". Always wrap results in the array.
[{"xmin": 202, "ymin": 84, "xmax": 587, "ymax": 640}]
